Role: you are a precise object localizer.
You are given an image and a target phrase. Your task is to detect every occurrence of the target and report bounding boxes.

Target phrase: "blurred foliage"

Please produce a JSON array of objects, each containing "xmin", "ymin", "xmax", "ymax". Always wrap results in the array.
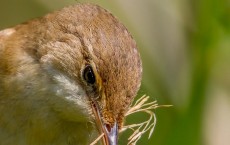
[{"xmin": 1, "ymin": 0, "xmax": 230, "ymax": 145}]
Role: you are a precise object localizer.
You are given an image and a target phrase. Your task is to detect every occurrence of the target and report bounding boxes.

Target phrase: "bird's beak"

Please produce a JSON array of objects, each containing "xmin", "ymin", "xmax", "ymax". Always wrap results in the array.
[
  {"xmin": 103, "ymin": 121, "xmax": 118, "ymax": 145},
  {"xmin": 91, "ymin": 101, "xmax": 118, "ymax": 145}
]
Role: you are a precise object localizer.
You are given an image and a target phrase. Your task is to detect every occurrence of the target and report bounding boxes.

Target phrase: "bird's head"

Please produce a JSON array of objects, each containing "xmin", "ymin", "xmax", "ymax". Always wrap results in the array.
[{"xmin": 11, "ymin": 4, "xmax": 142, "ymax": 145}]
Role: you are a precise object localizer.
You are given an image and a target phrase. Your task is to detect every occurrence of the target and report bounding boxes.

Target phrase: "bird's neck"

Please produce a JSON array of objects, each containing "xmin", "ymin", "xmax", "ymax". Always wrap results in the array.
[
  {"xmin": 0, "ymin": 103, "xmax": 97, "ymax": 145},
  {"xmin": 0, "ymin": 83, "xmax": 98, "ymax": 145}
]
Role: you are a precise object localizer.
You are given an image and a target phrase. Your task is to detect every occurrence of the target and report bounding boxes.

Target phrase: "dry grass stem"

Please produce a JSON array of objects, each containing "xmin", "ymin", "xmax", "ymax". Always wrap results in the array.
[
  {"xmin": 90, "ymin": 133, "xmax": 104, "ymax": 145},
  {"xmin": 119, "ymin": 95, "xmax": 158, "ymax": 145},
  {"xmin": 90, "ymin": 95, "xmax": 171, "ymax": 145}
]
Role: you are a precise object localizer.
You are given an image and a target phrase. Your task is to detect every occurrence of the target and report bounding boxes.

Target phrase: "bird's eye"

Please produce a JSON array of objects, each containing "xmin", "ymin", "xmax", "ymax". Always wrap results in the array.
[{"xmin": 83, "ymin": 65, "xmax": 96, "ymax": 84}]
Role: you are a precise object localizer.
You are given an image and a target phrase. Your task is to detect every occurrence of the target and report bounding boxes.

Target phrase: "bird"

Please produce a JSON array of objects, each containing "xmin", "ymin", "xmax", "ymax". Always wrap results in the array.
[{"xmin": 0, "ymin": 3, "xmax": 142, "ymax": 145}]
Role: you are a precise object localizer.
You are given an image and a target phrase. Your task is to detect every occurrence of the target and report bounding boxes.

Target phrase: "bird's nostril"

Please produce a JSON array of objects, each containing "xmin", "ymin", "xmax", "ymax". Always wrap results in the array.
[{"xmin": 105, "ymin": 124, "xmax": 111, "ymax": 132}]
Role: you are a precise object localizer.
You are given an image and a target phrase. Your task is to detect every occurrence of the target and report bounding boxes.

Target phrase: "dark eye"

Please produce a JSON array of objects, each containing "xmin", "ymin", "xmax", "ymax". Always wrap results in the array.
[{"xmin": 83, "ymin": 65, "xmax": 96, "ymax": 84}]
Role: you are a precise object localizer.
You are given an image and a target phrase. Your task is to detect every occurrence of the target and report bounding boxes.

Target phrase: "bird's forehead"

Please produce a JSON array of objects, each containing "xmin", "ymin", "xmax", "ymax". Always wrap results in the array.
[{"xmin": 79, "ymin": 14, "xmax": 142, "ymax": 119}]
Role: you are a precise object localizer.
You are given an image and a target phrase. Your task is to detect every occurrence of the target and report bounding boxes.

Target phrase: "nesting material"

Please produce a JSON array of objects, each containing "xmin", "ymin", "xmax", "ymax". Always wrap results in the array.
[{"xmin": 90, "ymin": 95, "xmax": 171, "ymax": 145}]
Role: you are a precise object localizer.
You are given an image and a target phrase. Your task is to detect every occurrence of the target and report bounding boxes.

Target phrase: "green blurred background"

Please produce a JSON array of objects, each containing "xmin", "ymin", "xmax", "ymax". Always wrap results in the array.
[{"xmin": 1, "ymin": 0, "xmax": 230, "ymax": 145}]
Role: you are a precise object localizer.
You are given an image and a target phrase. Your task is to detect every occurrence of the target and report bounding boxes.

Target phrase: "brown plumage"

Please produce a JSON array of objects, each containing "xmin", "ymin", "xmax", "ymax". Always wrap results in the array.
[{"xmin": 0, "ymin": 4, "xmax": 142, "ymax": 145}]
